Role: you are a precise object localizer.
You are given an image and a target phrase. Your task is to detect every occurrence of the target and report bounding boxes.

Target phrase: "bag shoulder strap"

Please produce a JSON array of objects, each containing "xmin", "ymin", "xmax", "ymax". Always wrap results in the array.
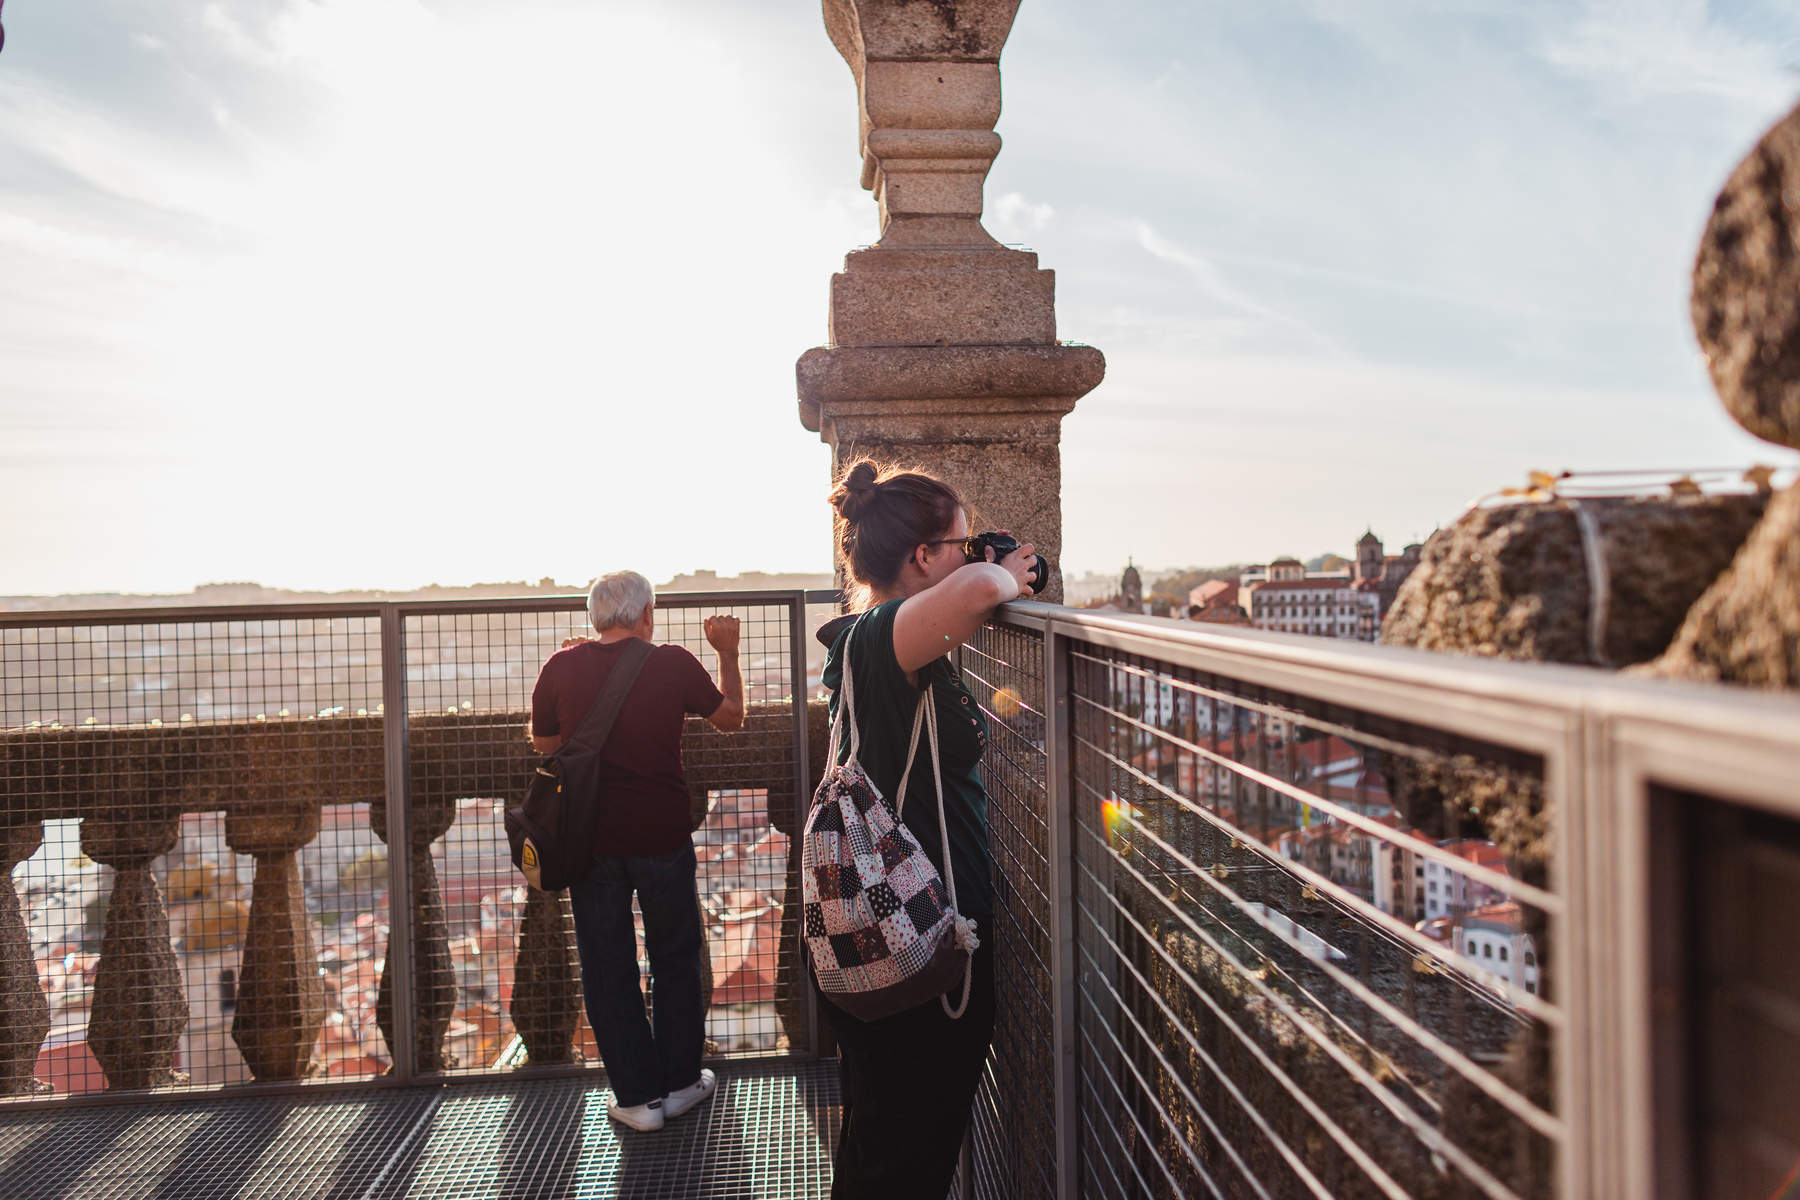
[
  {"xmin": 827, "ymin": 611, "xmax": 872, "ymax": 769},
  {"xmin": 558, "ymin": 638, "xmax": 654, "ymax": 758}
]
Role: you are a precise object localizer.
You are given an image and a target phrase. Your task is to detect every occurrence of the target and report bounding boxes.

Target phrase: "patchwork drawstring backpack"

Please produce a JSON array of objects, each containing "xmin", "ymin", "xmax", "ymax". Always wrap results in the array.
[{"xmin": 801, "ymin": 615, "xmax": 979, "ymax": 1021}]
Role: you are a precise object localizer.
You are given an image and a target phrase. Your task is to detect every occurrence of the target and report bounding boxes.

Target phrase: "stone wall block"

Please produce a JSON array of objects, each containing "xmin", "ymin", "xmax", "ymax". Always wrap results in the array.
[
  {"xmin": 225, "ymin": 801, "xmax": 325, "ymax": 1080},
  {"xmin": 1646, "ymin": 482, "xmax": 1800, "ymax": 685},
  {"xmin": 0, "ymin": 823, "xmax": 49, "ymax": 1095},
  {"xmin": 510, "ymin": 886, "xmax": 582, "ymax": 1066},
  {"xmin": 83, "ymin": 812, "xmax": 186, "ymax": 1090},
  {"xmin": 1380, "ymin": 494, "xmax": 1768, "ymax": 668},
  {"xmin": 371, "ymin": 794, "xmax": 458, "ymax": 1073}
]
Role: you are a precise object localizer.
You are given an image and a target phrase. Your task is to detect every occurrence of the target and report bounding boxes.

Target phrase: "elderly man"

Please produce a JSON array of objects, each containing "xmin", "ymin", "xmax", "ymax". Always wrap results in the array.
[{"xmin": 530, "ymin": 570, "xmax": 743, "ymax": 1132}]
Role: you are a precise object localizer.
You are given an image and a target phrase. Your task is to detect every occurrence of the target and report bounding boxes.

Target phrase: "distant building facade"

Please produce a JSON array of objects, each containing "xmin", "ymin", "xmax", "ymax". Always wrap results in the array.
[
  {"xmin": 1244, "ymin": 557, "xmax": 1373, "ymax": 639},
  {"xmin": 1187, "ymin": 578, "xmax": 1251, "ymax": 626},
  {"xmin": 1241, "ymin": 532, "xmax": 1425, "ymax": 642}
]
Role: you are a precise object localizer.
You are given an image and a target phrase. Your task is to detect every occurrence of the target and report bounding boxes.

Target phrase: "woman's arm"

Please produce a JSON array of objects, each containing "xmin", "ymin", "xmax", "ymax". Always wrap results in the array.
[{"xmin": 890, "ymin": 546, "xmax": 1037, "ymax": 675}]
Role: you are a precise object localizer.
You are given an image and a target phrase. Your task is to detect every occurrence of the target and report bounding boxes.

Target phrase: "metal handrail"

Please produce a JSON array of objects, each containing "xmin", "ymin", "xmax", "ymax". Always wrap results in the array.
[{"xmin": 0, "ymin": 587, "xmax": 818, "ymax": 628}]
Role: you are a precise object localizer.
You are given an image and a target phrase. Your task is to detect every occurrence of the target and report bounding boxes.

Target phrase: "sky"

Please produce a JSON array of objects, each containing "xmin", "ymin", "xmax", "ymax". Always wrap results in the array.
[{"xmin": 2, "ymin": 0, "xmax": 1798, "ymax": 595}]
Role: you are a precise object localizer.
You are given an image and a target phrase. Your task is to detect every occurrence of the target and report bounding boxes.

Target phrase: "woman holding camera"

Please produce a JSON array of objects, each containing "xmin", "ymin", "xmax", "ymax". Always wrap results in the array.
[{"xmin": 815, "ymin": 458, "xmax": 1040, "ymax": 1200}]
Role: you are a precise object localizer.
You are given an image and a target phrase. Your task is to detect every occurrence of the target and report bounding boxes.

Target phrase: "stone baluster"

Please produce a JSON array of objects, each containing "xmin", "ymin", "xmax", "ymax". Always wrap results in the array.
[
  {"xmin": 509, "ymin": 885, "xmax": 581, "ymax": 1065},
  {"xmin": 83, "ymin": 812, "xmax": 187, "ymax": 1090},
  {"xmin": 0, "ymin": 822, "xmax": 50, "ymax": 1095},
  {"xmin": 371, "ymin": 792, "xmax": 457, "ymax": 1072},
  {"xmin": 226, "ymin": 801, "xmax": 325, "ymax": 1080}
]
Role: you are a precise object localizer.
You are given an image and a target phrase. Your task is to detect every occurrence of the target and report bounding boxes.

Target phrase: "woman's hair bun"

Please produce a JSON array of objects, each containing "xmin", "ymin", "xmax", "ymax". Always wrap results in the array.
[{"xmin": 831, "ymin": 459, "xmax": 882, "ymax": 520}]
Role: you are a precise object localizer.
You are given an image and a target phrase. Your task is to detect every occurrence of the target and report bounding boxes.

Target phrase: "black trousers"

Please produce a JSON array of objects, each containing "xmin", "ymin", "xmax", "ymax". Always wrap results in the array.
[{"xmin": 820, "ymin": 931, "xmax": 996, "ymax": 1200}]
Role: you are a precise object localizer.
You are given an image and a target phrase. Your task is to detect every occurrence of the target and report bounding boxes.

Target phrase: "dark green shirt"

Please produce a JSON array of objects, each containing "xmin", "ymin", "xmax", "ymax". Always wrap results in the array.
[{"xmin": 819, "ymin": 600, "xmax": 993, "ymax": 919}]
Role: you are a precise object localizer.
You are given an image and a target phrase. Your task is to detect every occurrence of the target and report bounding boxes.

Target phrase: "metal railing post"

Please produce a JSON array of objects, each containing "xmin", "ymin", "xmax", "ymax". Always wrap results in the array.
[
  {"xmin": 379, "ymin": 604, "xmax": 418, "ymax": 1084},
  {"xmin": 1045, "ymin": 618, "xmax": 1080, "ymax": 1200},
  {"xmin": 787, "ymin": 591, "xmax": 822, "ymax": 1056}
]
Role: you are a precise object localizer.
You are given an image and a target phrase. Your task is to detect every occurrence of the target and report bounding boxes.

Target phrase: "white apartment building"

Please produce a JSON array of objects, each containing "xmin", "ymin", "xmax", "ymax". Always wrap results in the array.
[
  {"xmin": 1243, "ymin": 559, "xmax": 1379, "ymax": 640},
  {"xmin": 1422, "ymin": 839, "xmax": 1509, "ymax": 921},
  {"xmin": 1456, "ymin": 902, "xmax": 1542, "ymax": 996}
]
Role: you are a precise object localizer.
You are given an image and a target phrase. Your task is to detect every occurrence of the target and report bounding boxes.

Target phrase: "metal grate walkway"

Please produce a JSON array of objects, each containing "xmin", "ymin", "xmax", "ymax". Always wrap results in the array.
[{"xmin": 0, "ymin": 1060, "xmax": 841, "ymax": 1200}]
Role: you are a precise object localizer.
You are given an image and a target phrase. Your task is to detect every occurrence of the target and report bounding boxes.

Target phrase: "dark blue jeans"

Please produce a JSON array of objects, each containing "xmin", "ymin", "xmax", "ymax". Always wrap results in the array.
[{"xmin": 567, "ymin": 842, "xmax": 705, "ymax": 1108}]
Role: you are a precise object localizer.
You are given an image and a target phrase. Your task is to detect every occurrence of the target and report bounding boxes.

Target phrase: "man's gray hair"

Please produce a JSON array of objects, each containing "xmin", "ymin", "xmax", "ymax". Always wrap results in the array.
[{"xmin": 587, "ymin": 571, "xmax": 655, "ymax": 633}]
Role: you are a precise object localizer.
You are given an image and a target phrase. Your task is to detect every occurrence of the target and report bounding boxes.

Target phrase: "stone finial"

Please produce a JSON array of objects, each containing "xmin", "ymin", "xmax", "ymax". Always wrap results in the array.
[
  {"xmin": 1649, "ymin": 99, "xmax": 1800, "ymax": 687},
  {"xmin": 801, "ymin": 0, "xmax": 1104, "ymax": 603},
  {"xmin": 1692, "ymin": 100, "xmax": 1800, "ymax": 450},
  {"xmin": 824, "ymin": 0, "xmax": 1021, "ymax": 250},
  {"xmin": 83, "ymin": 813, "xmax": 188, "ymax": 1090},
  {"xmin": 226, "ymin": 801, "xmax": 326, "ymax": 1081},
  {"xmin": 0, "ymin": 823, "xmax": 50, "ymax": 1095}
]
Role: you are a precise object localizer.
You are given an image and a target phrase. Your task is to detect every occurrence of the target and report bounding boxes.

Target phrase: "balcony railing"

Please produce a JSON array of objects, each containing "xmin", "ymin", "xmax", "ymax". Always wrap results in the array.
[
  {"xmin": 0, "ymin": 592, "xmax": 817, "ymax": 1102},
  {"xmin": 4, "ymin": 592, "xmax": 1797, "ymax": 1198},
  {"xmin": 962, "ymin": 603, "xmax": 1800, "ymax": 1200}
]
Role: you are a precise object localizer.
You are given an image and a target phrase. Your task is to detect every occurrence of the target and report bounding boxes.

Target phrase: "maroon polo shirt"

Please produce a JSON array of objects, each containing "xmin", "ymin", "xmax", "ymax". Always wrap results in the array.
[{"xmin": 529, "ymin": 639, "xmax": 725, "ymax": 856}]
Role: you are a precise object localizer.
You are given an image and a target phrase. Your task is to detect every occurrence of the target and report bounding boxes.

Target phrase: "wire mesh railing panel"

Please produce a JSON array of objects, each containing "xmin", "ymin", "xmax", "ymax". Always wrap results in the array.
[
  {"xmin": 400, "ymin": 596, "xmax": 807, "ymax": 1077},
  {"xmin": 1065, "ymin": 637, "xmax": 1559, "ymax": 1200},
  {"xmin": 0, "ymin": 611, "xmax": 391, "ymax": 1100},
  {"xmin": 958, "ymin": 620, "xmax": 1057, "ymax": 1200}
]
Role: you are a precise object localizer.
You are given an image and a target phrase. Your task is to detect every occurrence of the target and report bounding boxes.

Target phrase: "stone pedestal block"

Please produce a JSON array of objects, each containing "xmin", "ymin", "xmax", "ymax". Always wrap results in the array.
[
  {"xmin": 510, "ymin": 887, "xmax": 582, "ymax": 1066},
  {"xmin": 829, "ymin": 248, "xmax": 1056, "ymax": 347},
  {"xmin": 226, "ymin": 803, "xmax": 325, "ymax": 1081},
  {"xmin": 371, "ymin": 793, "xmax": 458, "ymax": 1074},
  {"xmin": 801, "ymin": 345, "xmax": 1106, "ymax": 602},
  {"xmin": 0, "ymin": 823, "xmax": 49, "ymax": 1095},
  {"xmin": 83, "ymin": 813, "xmax": 186, "ymax": 1090}
]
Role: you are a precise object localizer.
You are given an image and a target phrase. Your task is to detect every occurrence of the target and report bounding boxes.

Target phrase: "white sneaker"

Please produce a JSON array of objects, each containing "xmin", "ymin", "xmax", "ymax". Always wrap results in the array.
[
  {"xmin": 607, "ymin": 1097, "xmax": 664, "ymax": 1132},
  {"xmin": 663, "ymin": 1068, "xmax": 716, "ymax": 1119}
]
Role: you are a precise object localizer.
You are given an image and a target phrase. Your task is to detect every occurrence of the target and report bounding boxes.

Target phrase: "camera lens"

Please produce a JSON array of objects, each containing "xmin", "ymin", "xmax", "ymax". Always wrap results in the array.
[{"xmin": 970, "ymin": 531, "xmax": 1050, "ymax": 594}]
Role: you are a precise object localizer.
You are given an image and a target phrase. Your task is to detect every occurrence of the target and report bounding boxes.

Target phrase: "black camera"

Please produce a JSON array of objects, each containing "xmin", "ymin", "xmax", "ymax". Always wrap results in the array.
[{"xmin": 967, "ymin": 531, "xmax": 1049, "ymax": 594}]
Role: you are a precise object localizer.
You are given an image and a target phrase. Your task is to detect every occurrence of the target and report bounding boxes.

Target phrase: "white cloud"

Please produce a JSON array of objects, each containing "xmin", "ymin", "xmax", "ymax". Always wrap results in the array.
[
  {"xmin": 1540, "ymin": 1, "xmax": 1798, "ymax": 110},
  {"xmin": 990, "ymin": 190, "xmax": 1055, "ymax": 238},
  {"xmin": 1131, "ymin": 220, "xmax": 1341, "ymax": 355}
]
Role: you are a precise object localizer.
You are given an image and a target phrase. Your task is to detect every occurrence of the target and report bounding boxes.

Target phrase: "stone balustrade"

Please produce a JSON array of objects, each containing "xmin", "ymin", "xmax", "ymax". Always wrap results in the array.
[{"xmin": 0, "ymin": 701, "xmax": 818, "ymax": 1093}]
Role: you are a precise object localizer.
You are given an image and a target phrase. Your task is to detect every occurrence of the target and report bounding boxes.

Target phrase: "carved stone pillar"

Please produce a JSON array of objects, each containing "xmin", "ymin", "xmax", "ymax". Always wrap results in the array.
[
  {"xmin": 0, "ymin": 822, "xmax": 50, "ymax": 1095},
  {"xmin": 226, "ymin": 801, "xmax": 325, "ymax": 1080},
  {"xmin": 83, "ymin": 812, "xmax": 186, "ymax": 1090},
  {"xmin": 509, "ymin": 886, "xmax": 581, "ymax": 1066},
  {"xmin": 800, "ymin": 0, "xmax": 1104, "ymax": 602},
  {"xmin": 371, "ymin": 793, "xmax": 458, "ymax": 1073}
]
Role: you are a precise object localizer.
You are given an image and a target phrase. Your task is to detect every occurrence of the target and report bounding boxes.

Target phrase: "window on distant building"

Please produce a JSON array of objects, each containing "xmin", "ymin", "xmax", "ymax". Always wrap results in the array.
[
  {"xmin": 1466, "ymin": 940, "xmax": 1476, "ymax": 954},
  {"xmin": 1499, "ymin": 946, "xmax": 1509, "ymax": 962},
  {"xmin": 1482, "ymin": 944, "xmax": 1492, "ymax": 958},
  {"xmin": 1526, "ymin": 981, "xmax": 1537, "ymax": 995},
  {"xmin": 1525, "ymin": 950, "xmax": 1536, "ymax": 967}
]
